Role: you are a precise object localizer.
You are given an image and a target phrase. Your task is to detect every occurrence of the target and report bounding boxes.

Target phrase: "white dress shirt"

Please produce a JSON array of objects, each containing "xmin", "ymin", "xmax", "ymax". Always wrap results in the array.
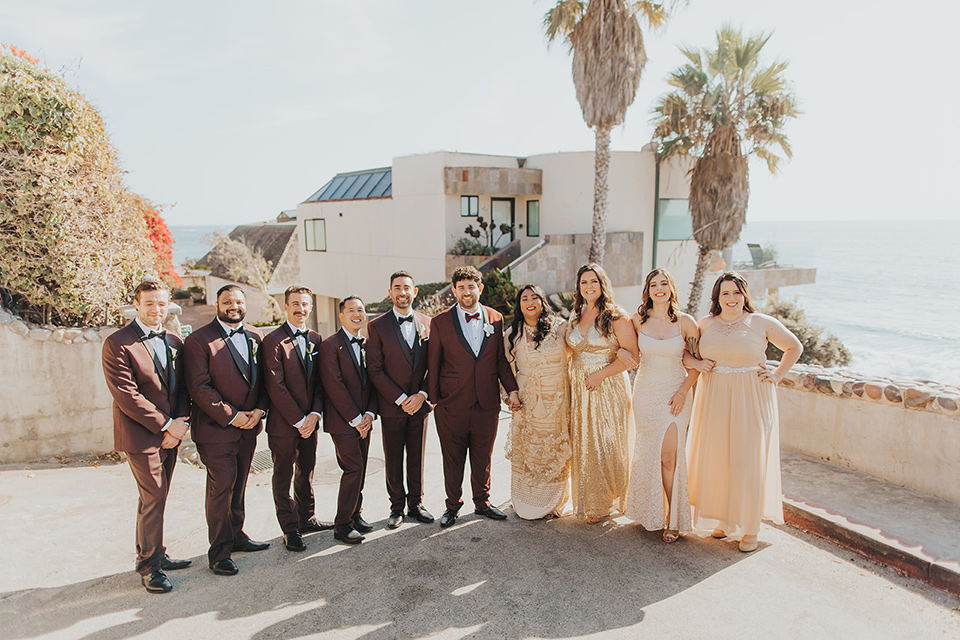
[
  {"xmin": 341, "ymin": 328, "xmax": 375, "ymax": 428},
  {"xmin": 134, "ymin": 317, "xmax": 171, "ymax": 431},
  {"xmin": 217, "ymin": 318, "xmax": 249, "ymax": 363},
  {"xmin": 456, "ymin": 305, "xmax": 486, "ymax": 356},
  {"xmin": 287, "ymin": 321, "xmax": 321, "ymax": 430},
  {"xmin": 392, "ymin": 308, "xmax": 429, "ymax": 406}
]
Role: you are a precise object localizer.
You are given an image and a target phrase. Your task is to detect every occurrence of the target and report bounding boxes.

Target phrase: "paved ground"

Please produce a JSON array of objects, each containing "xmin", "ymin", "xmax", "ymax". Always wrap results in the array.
[{"xmin": 1, "ymin": 413, "xmax": 958, "ymax": 639}]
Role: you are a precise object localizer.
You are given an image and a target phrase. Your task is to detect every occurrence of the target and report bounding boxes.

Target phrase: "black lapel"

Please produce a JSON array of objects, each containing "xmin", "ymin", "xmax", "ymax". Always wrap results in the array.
[
  {"xmin": 305, "ymin": 333, "xmax": 315, "ymax": 381},
  {"xmin": 476, "ymin": 306, "xmax": 492, "ymax": 357},
  {"xmin": 341, "ymin": 330, "xmax": 365, "ymax": 382},
  {"xmin": 244, "ymin": 330, "xmax": 259, "ymax": 389},
  {"xmin": 132, "ymin": 321, "xmax": 169, "ymax": 389},
  {"xmin": 163, "ymin": 334, "xmax": 176, "ymax": 393},
  {"xmin": 283, "ymin": 323, "xmax": 310, "ymax": 377},
  {"xmin": 215, "ymin": 322, "xmax": 251, "ymax": 384},
  {"xmin": 412, "ymin": 314, "xmax": 425, "ymax": 369},
  {"xmin": 451, "ymin": 308, "xmax": 477, "ymax": 360},
  {"xmin": 390, "ymin": 312, "xmax": 415, "ymax": 367}
]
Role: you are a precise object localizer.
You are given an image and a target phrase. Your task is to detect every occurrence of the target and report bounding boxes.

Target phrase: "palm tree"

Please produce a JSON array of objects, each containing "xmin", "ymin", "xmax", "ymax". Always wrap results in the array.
[
  {"xmin": 544, "ymin": 0, "xmax": 672, "ymax": 265},
  {"xmin": 651, "ymin": 26, "xmax": 799, "ymax": 314}
]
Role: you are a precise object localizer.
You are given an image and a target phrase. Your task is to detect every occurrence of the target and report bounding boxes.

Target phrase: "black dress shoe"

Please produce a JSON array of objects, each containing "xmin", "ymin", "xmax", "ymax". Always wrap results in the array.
[
  {"xmin": 299, "ymin": 517, "xmax": 334, "ymax": 533},
  {"xmin": 141, "ymin": 569, "xmax": 172, "ymax": 593},
  {"xmin": 232, "ymin": 539, "xmax": 270, "ymax": 552},
  {"xmin": 352, "ymin": 515, "xmax": 374, "ymax": 533},
  {"xmin": 407, "ymin": 505, "xmax": 435, "ymax": 523},
  {"xmin": 387, "ymin": 512, "xmax": 403, "ymax": 529},
  {"xmin": 333, "ymin": 527, "xmax": 364, "ymax": 544},
  {"xmin": 474, "ymin": 504, "xmax": 508, "ymax": 520},
  {"xmin": 209, "ymin": 558, "xmax": 239, "ymax": 576},
  {"xmin": 440, "ymin": 508, "xmax": 459, "ymax": 528},
  {"xmin": 160, "ymin": 554, "xmax": 191, "ymax": 571},
  {"xmin": 283, "ymin": 531, "xmax": 306, "ymax": 552}
]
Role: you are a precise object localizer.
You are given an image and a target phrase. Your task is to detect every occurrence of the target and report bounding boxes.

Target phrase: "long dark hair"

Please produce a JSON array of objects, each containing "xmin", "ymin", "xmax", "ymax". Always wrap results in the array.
[
  {"xmin": 507, "ymin": 284, "xmax": 556, "ymax": 359},
  {"xmin": 709, "ymin": 272, "xmax": 756, "ymax": 316},
  {"xmin": 573, "ymin": 263, "xmax": 623, "ymax": 338},
  {"xmin": 638, "ymin": 268, "xmax": 680, "ymax": 324}
]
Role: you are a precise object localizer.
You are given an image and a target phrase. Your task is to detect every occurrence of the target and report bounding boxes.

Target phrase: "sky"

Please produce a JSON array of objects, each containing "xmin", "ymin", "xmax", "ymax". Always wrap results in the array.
[{"xmin": 2, "ymin": 0, "xmax": 958, "ymax": 226}]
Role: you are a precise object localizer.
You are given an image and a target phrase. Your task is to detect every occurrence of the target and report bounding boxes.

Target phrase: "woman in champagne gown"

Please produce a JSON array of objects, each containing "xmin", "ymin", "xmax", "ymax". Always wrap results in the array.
[
  {"xmin": 623, "ymin": 269, "xmax": 707, "ymax": 542},
  {"xmin": 687, "ymin": 272, "xmax": 803, "ymax": 552},
  {"xmin": 565, "ymin": 263, "xmax": 638, "ymax": 522},
  {"xmin": 504, "ymin": 285, "xmax": 571, "ymax": 520}
]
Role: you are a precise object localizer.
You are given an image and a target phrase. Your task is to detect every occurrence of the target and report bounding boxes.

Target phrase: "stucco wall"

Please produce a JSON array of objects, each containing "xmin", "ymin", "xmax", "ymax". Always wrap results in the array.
[{"xmin": 0, "ymin": 311, "xmax": 117, "ymax": 463}]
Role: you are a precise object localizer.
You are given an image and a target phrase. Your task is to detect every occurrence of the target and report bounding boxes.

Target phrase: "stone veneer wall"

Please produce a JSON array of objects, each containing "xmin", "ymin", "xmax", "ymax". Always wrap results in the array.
[
  {"xmin": 0, "ymin": 306, "xmax": 119, "ymax": 463},
  {"xmin": 776, "ymin": 362, "xmax": 960, "ymax": 504},
  {"xmin": 509, "ymin": 231, "xmax": 644, "ymax": 295}
]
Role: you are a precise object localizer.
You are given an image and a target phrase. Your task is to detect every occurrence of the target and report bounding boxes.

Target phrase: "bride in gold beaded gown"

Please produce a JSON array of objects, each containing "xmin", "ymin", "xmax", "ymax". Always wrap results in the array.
[
  {"xmin": 687, "ymin": 272, "xmax": 803, "ymax": 552},
  {"xmin": 503, "ymin": 285, "xmax": 571, "ymax": 519},
  {"xmin": 565, "ymin": 264, "xmax": 638, "ymax": 522}
]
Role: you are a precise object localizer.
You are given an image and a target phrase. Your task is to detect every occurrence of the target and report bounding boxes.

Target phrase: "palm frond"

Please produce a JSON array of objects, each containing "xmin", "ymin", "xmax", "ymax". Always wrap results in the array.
[{"xmin": 544, "ymin": 0, "xmax": 586, "ymax": 43}]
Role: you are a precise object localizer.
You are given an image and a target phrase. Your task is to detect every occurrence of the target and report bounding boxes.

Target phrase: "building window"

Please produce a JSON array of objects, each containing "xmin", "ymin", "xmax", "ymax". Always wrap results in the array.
[
  {"xmin": 526, "ymin": 200, "xmax": 540, "ymax": 237},
  {"xmin": 656, "ymin": 199, "xmax": 693, "ymax": 241},
  {"xmin": 304, "ymin": 219, "xmax": 327, "ymax": 251},
  {"xmin": 460, "ymin": 195, "xmax": 479, "ymax": 217}
]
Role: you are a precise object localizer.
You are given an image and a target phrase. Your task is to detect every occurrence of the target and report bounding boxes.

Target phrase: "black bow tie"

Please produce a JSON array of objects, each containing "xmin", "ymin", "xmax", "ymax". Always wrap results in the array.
[
  {"xmin": 227, "ymin": 327, "xmax": 244, "ymax": 338},
  {"xmin": 350, "ymin": 336, "xmax": 365, "ymax": 347},
  {"xmin": 397, "ymin": 315, "xmax": 413, "ymax": 324},
  {"xmin": 145, "ymin": 330, "xmax": 166, "ymax": 340},
  {"xmin": 465, "ymin": 312, "xmax": 480, "ymax": 323},
  {"xmin": 293, "ymin": 329, "xmax": 308, "ymax": 338}
]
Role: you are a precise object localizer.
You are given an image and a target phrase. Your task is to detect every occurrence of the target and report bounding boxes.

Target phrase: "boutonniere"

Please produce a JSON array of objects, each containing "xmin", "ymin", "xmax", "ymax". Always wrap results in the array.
[
  {"xmin": 306, "ymin": 342, "xmax": 315, "ymax": 356},
  {"xmin": 169, "ymin": 347, "xmax": 178, "ymax": 363},
  {"xmin": 482, "ymin": 323, "xmax": 495, "ymax": 337},
  {"xmin": 249, "ymin": 337, "xmax": 259, "ymax": 362}
]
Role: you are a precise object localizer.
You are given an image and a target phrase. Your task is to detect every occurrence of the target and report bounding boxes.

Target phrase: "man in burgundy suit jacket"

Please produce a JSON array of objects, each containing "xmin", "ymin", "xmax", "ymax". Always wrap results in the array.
[
  {"xmin": 320, "ymin": 296, "xmax": 379, "ymax": 544},
  {"xmin": 102, "ymin": 279, "xmax": 191, "ymax": 593},
  {"xmin": 366, "ymin": 271, "xmax": 434, "ymax": 529},
  {"xmin": 263, "ymin": 286, "xmax": 333, "ymax": 552},
  {"xmin": 184, "ymin": 284, "xmax": 271, "ymax": 576},
  {"xmin": 427, "ymin": 266, "xmax": 521, "ymax": 528}
]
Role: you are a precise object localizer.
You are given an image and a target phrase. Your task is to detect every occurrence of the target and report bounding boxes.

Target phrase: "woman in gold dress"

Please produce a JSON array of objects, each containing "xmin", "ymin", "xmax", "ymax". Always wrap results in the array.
[
  {"xmin": 565, "ymin": 263, "xmax": 638, "ymax": 523},
  {"xmin": 503, "ymin": 284, "xmax": 571, "ymax": 519},
  {"xmin": 687, "ymin": 272, "xmax": 803, "ymax": 552}
]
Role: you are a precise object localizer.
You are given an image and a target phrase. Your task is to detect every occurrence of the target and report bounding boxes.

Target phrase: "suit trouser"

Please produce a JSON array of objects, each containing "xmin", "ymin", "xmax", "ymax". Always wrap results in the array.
[
  {"xmin": 330, "ymin": 430, "xmax": 370, "ymax": 529},
  {"xmin": 268, "ymin": 432, "xmax": 318, "ymax": 534},
  {"xmin": 127, "ymin": 448, "xmax": 177, "ymax": 575},
  {"xmin": 196, "ymin": 436, "xmax": 257, "ymax": 563},
  {"xmin": 434, "ymin": 403, "xmax": 499, "ymax": 511},
  {"xmin": 381, "ymin": 413, "xmax": 429, "ymax": 512}
]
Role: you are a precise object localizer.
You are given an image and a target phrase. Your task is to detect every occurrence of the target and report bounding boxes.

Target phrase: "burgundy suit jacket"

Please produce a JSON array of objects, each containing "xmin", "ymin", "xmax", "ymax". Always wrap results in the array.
[
  {"xmin": 319, "ymin": 329, "xmax": 378, "ymax": 435},
  {"xmin": 366, "ymin": 310, "xmax": 432, "ymax": 420},
  {"xmin": 102, "ymin": 321, "xmax": 190, "ymax": 454},
  {"xmin": 427, "ymin": 305, "xmax": 518, "ymax": 412},
  {"xmin": 263, "ymin": 324, "xmax": 324, "ymax": 437},
  {"xmin": 183, "ymin": 320, "xmax": 268, "ymax": 445}
]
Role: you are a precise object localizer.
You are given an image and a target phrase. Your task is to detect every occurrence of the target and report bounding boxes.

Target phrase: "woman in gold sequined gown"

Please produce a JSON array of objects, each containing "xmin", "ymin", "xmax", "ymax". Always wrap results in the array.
[
  {"xmin": 565, "ymin": 264, "xmax": 639, "ymax": 522},
  {"xmin": 687, "ymin": 272, "xmax": 803, "ymax": 552},
  {"xmin": 503, "ymin": 285, "xmax": 571, "ymax": 520}
]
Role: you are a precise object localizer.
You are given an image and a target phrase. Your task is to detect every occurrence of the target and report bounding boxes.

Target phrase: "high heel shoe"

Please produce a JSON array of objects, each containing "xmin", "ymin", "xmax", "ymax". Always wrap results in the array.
[
  {"xmin": 739, "ymin": 535, "xmax": 758, "ymax": 552},
  {"xmin": 662, "ymin": 529, "xmax": 679, "ymax": 543}
]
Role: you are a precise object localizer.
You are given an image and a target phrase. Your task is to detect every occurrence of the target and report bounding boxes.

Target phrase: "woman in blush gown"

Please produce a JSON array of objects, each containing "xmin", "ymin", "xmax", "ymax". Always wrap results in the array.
[
  {"xmin": 503, "ymin": 284, "xmax": 571, "ymax": 520},
  {"xmin": 622, "ymin": 269, "xmax": 710, "ymax": 542},
  {"xmin": 687, "ymin": 272, "xmax": 803, "ymax": 552},
  {"xmin": 565, "ymin": 263, "xmax": 638, "ymax": 523}
]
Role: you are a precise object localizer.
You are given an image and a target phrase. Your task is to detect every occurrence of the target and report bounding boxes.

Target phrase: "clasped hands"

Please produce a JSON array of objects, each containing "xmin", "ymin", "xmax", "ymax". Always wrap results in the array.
[
  {"xmin": 354, "ymin": 413, "xmax": 374, "ymax": 439},
  {"xmin": 161, "ymin": 416, "xmax": 190, "ymax": 449},
  {"xmin": 297, "ymin": 413, "xmax": 320, "ymax": 439},
  {"xmin": 231, "ymin": 408, "xmax": 264, "ymax": 430},
  {"xmin": 506, "ymin": 391, "xmax": 521, "ymax": 412},
  {"xmin": 400, "ymin": 393, "xmax": 426, "ymax": 415}
]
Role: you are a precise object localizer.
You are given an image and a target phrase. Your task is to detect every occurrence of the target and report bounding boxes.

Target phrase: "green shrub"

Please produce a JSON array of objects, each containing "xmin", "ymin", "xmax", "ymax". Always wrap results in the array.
[
  {"xmin": 450, "ymin": 237, "xmax": 490, "ymax": 256},
  {"xmin": 480, "ymin": 268, "xmax": 517, "ymax": 317},
  {"xmin": 764, "ymin": 296, "xmax": 851, "ymax": 367}
]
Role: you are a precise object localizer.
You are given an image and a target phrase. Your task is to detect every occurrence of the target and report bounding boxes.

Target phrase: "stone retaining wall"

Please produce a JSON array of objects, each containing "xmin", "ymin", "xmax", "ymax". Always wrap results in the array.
[{"xmin": 776, "ymin": 362, "xmax": 960, "ymax": 504}]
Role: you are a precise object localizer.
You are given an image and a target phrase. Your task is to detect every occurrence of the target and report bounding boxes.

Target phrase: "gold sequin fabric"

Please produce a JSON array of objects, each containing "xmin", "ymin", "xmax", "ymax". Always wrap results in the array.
[{"xmin": 565, "ymin": 324, "xmax": 633, "ymax": 519}]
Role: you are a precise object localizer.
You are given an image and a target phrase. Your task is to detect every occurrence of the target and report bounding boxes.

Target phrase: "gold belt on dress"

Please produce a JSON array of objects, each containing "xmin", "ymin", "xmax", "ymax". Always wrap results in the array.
[{"xmin": 712, "ymin": 365, "xmax": 761, "ymax": 374}]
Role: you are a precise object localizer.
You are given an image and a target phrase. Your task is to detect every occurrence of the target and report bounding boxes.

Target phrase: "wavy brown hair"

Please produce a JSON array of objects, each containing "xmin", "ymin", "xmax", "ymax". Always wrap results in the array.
[
  {"xmin": 709, "ymin": 271, "xmax": 756, "ymax": 316},
  {"xmin": 638, "ymin": 268, "xmax": 680, "ymax": 324},
  {"xmin": 507, "ymin": 284, "xmax": 556, "ymax": 360},
  {"xmin": 573, "ymin": 263, "xmax": 624, "ymax": 338}
]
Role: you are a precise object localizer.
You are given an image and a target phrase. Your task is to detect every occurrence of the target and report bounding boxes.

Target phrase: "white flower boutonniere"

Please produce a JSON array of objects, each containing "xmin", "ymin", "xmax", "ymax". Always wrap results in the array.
[
  {"xmin": 249, "ymin": 337, "xmax": 259, "ymax": 362},
  {"xmin": 482, "ymin": 323, "xmax": 495, "ymax": 337},
  {"xmin": 306, "ymin": 342, "xmax": 315, "ymax": 356},
  {"xmin": 169, "ymin": 347, "xmax": 178, "ymax": 363}
]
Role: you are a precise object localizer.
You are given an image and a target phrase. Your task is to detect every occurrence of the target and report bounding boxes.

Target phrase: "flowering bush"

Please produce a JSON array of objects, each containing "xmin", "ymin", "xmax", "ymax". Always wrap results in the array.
[{"xmin": 0, "ymin": 44, "xmax": 166, "ymax": 325}]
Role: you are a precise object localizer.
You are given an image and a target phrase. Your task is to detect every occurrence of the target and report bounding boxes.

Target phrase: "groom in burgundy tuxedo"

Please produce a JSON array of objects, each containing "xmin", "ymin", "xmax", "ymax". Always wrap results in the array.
[
  {"xmin": 184, "ymin": 284, "xmax": 271, "ymax": 576},
  {"xmin": 427, "ymin": 266, "xmax": 520, "ymax": 528},
  {"xmin": 366, "ymin": 271, "xmax": 434, "ymax": 529},
  {"xmin": 102, "ymin": 279, "xmax": 191, "ymax": 593},
  {"xmin": 262, "ymin": 286, "xmax": 333, "ymax": 552}
]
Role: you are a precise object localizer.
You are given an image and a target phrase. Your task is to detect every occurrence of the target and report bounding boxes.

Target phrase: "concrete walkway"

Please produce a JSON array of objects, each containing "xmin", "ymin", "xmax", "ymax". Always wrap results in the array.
[{"xmin": 0, "ymin": 413, "xmax": 957, "ymax": 639}]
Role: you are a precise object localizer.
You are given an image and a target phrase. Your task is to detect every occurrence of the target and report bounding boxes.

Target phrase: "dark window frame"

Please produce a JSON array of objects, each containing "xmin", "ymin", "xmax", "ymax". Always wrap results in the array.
[{"xmin": 304, "ymin": 218, "xmax": 327, "ymax": 252}]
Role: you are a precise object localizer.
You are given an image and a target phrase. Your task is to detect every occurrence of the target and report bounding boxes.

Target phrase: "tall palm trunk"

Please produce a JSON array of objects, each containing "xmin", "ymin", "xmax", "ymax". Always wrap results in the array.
[
  {"xmin": 685, "ymin": 245, "xmax": 711, "ymax": 315},
  {"xmin": 590, "ymin": 123, "xmax": 612, "ymax": 264}
]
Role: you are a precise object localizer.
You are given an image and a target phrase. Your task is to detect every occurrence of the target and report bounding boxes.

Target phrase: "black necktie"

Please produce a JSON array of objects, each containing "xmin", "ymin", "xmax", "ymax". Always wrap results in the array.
[
  {"xmin": 145, "ymin": 330, "xmax": 166, "ymax": 340},
  {"xmin": 397, "ymin": 315, "xmax": 413, "ymax": 324}
]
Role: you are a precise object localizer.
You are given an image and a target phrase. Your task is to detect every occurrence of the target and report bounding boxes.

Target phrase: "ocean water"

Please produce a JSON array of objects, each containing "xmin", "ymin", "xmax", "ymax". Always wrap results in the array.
[
  {"xmin": 731, "ymin": 219, "xmax": 960, "ymax": 387},
  {"xmin": 168, "ymin": 220, "xmax": 960, "ymax": 386}
]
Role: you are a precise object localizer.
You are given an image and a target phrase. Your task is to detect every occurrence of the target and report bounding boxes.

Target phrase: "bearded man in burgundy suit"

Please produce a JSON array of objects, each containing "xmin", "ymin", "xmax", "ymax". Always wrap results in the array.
[
  {"xmin": 262, "ymin": 286, "xmax": 333, "ymax": 552},
  {"xmin": 102, "ymin": 279, "xmax": 192, "ymax": 593},
  {"xmin": 183, "ymin": 284, "xmax": 271, "ymax": 576},
  {"xmin": 427, "ymin": 266, "xmax": 521, "ymax": 528},
  {"xmin": 366, "ymin": 271, "xmax": 434, "ymax": 529}
]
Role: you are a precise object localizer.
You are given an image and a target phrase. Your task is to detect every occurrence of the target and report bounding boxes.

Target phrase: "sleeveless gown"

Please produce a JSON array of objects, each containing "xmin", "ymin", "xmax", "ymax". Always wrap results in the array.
[
  {"xmin": 566, "ymin": 325, "xmax": 633, "ymax": 519},
  {"xmin": 625, "ymin": 331, "xmax": 692, "ymax": 532},
  {"xmin": 686, "ymin": 315, "xmax": 784, "ymax": 539},
  {"xmin": 504, "ymin": 323, "xmax": 571, "ymax": 519}
]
